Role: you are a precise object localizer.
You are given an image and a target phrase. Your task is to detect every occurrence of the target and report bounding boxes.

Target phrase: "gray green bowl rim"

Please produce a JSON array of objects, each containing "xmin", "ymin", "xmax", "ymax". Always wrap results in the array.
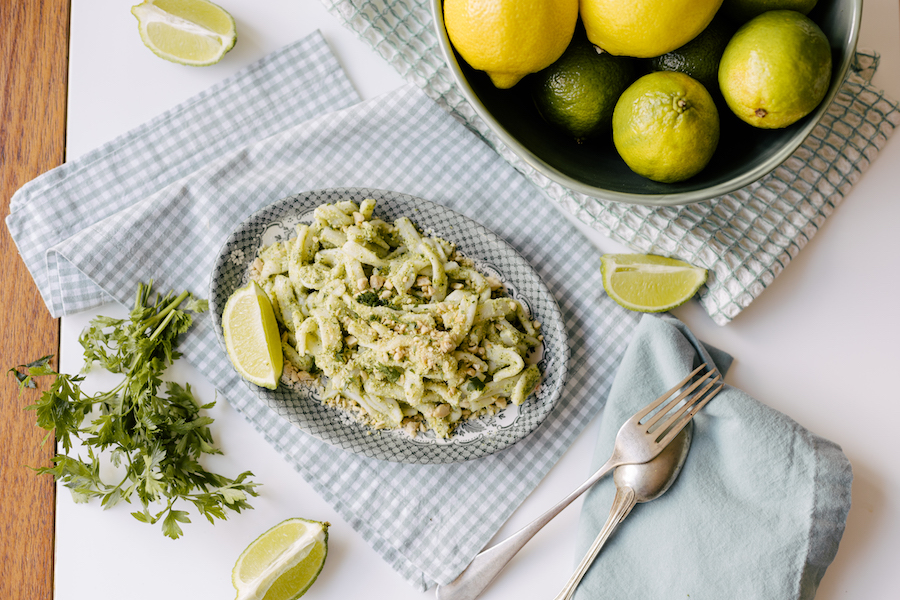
[{"xmin": 431, "ymin": 0, "xmax": 863, "ymax": 207}]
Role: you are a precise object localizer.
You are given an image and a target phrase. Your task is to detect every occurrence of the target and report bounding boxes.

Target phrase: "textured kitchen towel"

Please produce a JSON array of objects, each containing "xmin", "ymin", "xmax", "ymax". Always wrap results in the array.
[
  {"xmin": 320, "ymin": 0, "xmax": 900, "ymax": 324},
  {"xmin": 6, "ymin": 33, "xmax": 641, "ymax": 590},
  {"xmin": 574, "ymin": 314, "xmax": 851, "ymax": 600},
  {"xmin": 6, "ymin": 32, "xmax": 360, "ymax": 317}
]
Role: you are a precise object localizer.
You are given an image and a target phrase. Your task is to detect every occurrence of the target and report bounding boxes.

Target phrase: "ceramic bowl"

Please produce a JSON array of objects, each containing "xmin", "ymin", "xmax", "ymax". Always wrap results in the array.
[{"xmin": 431, "ymin": 0, "xmax": 862, "ymax": 206}]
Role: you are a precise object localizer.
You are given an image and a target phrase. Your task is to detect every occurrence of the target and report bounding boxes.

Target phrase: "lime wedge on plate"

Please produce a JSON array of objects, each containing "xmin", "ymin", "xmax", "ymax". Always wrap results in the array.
[
  {"xmin": 233, "ymin": 518, "xmax": 329, "ymax": 600},
  {"xmin": 131, "ymin": 0, "xmax": 237, "ymax": 66},
  {"xmin": 600, "ymin": 254, "xmax": 707, "ymax": 312},
  {"xmin": 223, "ymin": 280, "xmax": 283, "ymax": 389}
]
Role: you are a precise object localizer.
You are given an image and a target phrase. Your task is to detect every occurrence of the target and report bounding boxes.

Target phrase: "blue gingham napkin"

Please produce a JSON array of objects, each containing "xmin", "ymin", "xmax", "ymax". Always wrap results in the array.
[
  {"xmin": 6, "ymin": 32, "xmax": 358, "ymax": 316},
  {"xmin": 321, "ymin": 0, "xmax": 900, "ymax": 324},
  {"xmin": 6, "ymin": 32, "xmax": 640, "ymax": 589},
  {"xmin": 575, "ymin": 315, "xmax": 851, "ymax": 600}
]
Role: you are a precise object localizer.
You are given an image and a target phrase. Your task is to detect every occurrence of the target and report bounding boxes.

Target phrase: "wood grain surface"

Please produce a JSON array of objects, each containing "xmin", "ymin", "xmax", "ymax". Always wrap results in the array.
[{"xmin": 1, "ymin": 1, "xmax": 70, "ymax": 598}]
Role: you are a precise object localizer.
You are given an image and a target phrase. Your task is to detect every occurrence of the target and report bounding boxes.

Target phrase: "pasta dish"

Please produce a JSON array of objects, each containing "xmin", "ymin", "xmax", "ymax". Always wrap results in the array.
[{"xmin": 249, "ymin": 199, "xmax": 542, "ymax": 438}]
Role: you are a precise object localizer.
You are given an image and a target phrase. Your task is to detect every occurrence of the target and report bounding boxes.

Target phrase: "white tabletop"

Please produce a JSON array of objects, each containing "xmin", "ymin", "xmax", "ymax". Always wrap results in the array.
[{"xmin": 58, "ymin": 1, "xmax": 900, "ymax": 598}]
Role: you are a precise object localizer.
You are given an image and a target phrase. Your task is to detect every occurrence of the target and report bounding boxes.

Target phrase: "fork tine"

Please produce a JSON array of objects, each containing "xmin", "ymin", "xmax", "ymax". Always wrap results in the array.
[
  {"xmin": 652, "ymin": 374, "xmax": 721, "ymax": 434},
  {"xmin": 654, "ymin": 381, "xmax": 723, "ymax": 448},
  {"xmin": 633, "ymin": 363, "xmax": 707, "ymax": 421},
  {"xmin": 643, "ymin": 368, "xmax": 715, "ymax": 430}
]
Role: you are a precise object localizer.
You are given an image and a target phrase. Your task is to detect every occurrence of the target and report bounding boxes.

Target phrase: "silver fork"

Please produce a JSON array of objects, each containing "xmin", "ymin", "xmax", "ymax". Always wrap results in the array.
[{"xmin": 435, "ymin": 364, "xmax": 723, "ymax": 600}]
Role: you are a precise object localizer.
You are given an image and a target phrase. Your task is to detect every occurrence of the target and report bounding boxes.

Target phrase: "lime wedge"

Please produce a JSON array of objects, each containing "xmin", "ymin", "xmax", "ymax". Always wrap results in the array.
[
  {"xmin": 131, "ymin": 0, "xmax": 236, "ymax": 66},
  {"xmin": 233, "ymin": 518, "xmax": 329, "ymax": 600},
  {"xmin": 223, "ymin": 280, "xmax": 283, "ymax": 389},
  {"xmin": 600, "ymin": 254, "xmax": 707, "ymax": 312}
]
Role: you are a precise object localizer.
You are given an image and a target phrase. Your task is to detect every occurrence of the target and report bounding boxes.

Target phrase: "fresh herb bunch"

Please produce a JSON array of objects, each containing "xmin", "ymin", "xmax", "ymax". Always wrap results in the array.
[{"xmin": 9, "ymin": 282, "xmax": 260, "ymax": 539}]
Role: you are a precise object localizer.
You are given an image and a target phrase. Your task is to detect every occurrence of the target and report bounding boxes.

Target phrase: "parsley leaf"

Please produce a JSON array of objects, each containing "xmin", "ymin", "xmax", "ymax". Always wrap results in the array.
[
  {"xmin": 7, "ymin": 354, "xmax": 54, "ymax": 388},
  {"xmin": 466, "ymin": 377, "xmax": 486, "ymax": 392},
  {"xmin": 376, "ymin": 365, "xmax": 402, "ymax": 383},
  {"xmin": 9, "ymin": 281, "xmax": 259, "ymax": 539},
  {"xmin": 355, "ymin": 291, "xmax": 386, "ymax": 307}
]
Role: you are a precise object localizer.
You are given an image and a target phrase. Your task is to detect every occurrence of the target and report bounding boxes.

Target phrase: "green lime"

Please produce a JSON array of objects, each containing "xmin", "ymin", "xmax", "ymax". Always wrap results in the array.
[
  {"xmin": 531, "ymin": 35, "xmax": 635, "ymax": 140},
  {"xmin": 223, "ymin": 280, "xmax": 283, "ymax": 390},
  {"xmin": 600, "ymin": 254, "xmax": 707, "ymax": 312},
  {"xmin": 131, "ymin": 0, "xmax": 237, "ymax": 66},
  {"xmin": 718, "ymin": 10, "xmax": 831, "ymax": 129},
  {"xmin": 232, "ymin": 518, "xmax": 329, "ymax": 600},
  {"xmin": 612, "ymin": 71, "xmax": 720, "ymax": 183},
  {"xmin": 722, "ymin": 0, "xmax": 818, "ymax": 23},
  {"xmin": 648, "ymin": 15, "xmax": 734, "ymax": 93}
]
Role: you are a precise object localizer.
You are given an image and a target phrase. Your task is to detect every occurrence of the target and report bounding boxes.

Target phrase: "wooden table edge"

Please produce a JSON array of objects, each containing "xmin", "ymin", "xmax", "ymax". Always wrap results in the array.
[
  {"xmin": 1, "ymin": 2, "xmax": 900, "ymax": 599},
  {"xmin": 1, "ymin": 1, "xmax": 70, "ymax": 597}
]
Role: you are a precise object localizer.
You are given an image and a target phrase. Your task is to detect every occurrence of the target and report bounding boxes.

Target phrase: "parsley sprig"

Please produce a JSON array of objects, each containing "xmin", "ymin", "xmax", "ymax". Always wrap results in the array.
[{"xmin": 10, "ymin": 282, "xmax": 260, "ymax": 539}]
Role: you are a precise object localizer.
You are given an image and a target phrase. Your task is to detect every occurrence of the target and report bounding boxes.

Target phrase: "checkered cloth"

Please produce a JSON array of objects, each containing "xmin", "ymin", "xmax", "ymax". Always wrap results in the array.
[
  {"xmin": 320, "ymin": 0, "xmax": 900, "ymax": 324},
  {"xmin": 6, "ymin": 32, "xmax": 640, "ymax": 589}
]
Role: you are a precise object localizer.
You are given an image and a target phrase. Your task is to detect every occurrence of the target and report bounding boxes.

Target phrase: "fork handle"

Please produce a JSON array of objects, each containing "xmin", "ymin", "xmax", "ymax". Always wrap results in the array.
[
  {"xmin": 553, "ymin": 486, "xmax": 637, "ymax": 600},
  {"xmin": 435, "ymin": 456, "xmax": 619, "ymax": 600}
]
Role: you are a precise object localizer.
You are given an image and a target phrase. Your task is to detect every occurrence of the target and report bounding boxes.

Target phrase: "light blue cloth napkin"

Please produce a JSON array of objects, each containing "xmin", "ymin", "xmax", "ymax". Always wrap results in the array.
[{"xmin": 575, "ymin": 314, "xmax": 852, "ymax": 599}]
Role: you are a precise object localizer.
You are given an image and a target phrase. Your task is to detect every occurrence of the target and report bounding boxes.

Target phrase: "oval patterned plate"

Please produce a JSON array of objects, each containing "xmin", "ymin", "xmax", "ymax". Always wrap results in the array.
[{"xmin": 209, "ymin": 188, "xmax": 568, "ymax": 463}]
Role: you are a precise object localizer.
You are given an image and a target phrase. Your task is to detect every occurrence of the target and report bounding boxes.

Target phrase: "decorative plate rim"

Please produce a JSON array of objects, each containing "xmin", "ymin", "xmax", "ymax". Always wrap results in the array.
[{"xmin": 209, "ymin": 187, "xmax": 569, "ymax": 464}]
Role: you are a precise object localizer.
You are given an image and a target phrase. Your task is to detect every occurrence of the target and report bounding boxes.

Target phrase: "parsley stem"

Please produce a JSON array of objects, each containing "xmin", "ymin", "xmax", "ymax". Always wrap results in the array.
[
  {"xmin": 149, "ymin": 306, "xmax": 179, "ymax": 342},
  {"xmin": 145, "ymin": 290, "xmax": 191, "ymax": 332},
  {"xmin": 134, "ymin": 282, "xmax": 144, "ymax": 312}
]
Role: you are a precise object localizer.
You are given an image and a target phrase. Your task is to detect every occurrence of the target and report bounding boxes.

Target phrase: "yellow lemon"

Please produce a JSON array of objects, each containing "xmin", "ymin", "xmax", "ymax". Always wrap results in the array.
[
  {"xmin": 443, "ymin": 0, "xmax": 579, "ymax": 89},
  {"xmin": 580, "ymin": 0, "xmax": 724, "ymax": 58}
]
